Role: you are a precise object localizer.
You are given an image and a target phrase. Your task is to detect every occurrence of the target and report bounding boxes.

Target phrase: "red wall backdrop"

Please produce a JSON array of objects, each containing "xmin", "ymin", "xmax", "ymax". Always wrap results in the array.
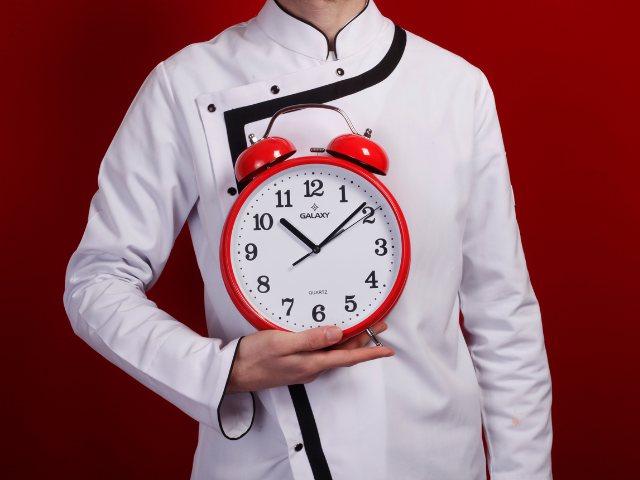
[{"xmin": 1, "ymin": 1, "xmax": 638, "ymax": 478}]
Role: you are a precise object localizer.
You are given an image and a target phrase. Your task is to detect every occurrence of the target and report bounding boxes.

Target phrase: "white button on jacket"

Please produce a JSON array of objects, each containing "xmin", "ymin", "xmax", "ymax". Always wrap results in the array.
[{"xmin": 64, "ymin": 1, "xmax": 553, "ymax": 479}]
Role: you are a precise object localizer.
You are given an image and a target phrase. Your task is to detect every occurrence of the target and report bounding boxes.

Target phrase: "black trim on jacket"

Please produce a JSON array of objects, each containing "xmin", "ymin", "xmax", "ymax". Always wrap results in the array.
[
  {"xmin": 274, "ymin": 0, "xmax": 331, "ymax": 60},
  {"xmin": 334, "ymin": 0, "xmax": 370, "ymax": 60},
  {"xmin": 288, "ymin": 384, "xmax": 333, "ymax": 480},
  {"xmin": 217, "ymin": 336, "xmax": 256, "ymax": 440}
]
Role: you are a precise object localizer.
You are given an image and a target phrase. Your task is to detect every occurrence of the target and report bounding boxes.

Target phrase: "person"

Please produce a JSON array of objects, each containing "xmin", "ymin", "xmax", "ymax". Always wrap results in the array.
[{"xmin": 64, "ymin": 0, "xmax": 553, "ymax": 478}]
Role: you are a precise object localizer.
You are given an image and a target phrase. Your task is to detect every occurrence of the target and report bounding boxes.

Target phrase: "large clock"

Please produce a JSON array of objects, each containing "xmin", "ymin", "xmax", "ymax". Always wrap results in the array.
[{"xmin": 220, "ymin": 105, "xmax": 410, "ymax": 342}]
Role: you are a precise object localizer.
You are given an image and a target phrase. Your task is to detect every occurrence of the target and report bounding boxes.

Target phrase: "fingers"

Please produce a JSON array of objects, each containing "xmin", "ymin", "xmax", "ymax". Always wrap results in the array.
[
  {"xmin": 332, "ymin": 322, "xmax": 388, "ymax": 351},
  {"xmin": 283, "ymin": 321, "xmax": 389, "ymax": 355},
  {"xmin": 283, "ymin": 326, "xmax": 343, "ymax": 354},
  {"xmin": 318, "ymin": 345, "xmax": 395, "ymax": 371}
]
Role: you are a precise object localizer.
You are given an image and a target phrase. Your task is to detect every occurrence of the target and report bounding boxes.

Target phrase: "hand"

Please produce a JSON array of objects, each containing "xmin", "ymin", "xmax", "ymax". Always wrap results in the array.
[
  {"xmin": 226, "ymin": 322, "xmax": 393, "ymax": 394},
  {"xmin": 280, "ymin": 218, "xmax": 320, "ymax": 253}
]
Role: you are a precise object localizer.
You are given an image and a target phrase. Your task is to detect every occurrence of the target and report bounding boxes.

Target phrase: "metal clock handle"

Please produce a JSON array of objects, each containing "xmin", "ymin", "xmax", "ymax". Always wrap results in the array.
[
  {"xmin": 248, "ymin": 103, "xmax": 372, "ymax": 144},
  {"xmin": 366, "ymin": 327, "xmax": 384, "ymax": 347}
]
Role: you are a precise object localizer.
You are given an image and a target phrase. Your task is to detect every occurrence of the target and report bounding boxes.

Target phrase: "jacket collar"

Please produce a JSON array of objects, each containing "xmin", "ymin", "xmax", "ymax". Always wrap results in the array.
[{"xmin": 255, "ymin": 0, "xmax": 385, "ymax": 61}]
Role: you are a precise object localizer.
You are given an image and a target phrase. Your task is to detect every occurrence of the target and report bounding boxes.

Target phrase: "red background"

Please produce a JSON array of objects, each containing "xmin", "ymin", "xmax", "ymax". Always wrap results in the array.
[{"xmin": 1, "ymin": 1, "xmax": 638, "ymax": 478}]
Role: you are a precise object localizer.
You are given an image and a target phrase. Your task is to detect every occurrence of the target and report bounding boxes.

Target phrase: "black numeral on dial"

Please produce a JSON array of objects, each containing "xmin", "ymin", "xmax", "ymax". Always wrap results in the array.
[
  {"xmin": 257, "ymin": 275, "xmax": 270, "ymax": 293},
  {"xmin": 276, "ymin": 190, "xmax": 293, "ymax": 208},
  {"xmin": 312, "ymin": 304, "xmax": 326, "ymax": 322},
  {"xmin": 282, "ymin": 298, "xmax": 294, "ymax": 316},
  {"xmin": 374, "ymin": 238, "xmax": 388, "ymax": 256},
  {"xmin": 339, "ymin": 185, "xmax": 348, "ymax": 203},
  {"xmin": 304, "ymin": 180, "xmax": 324, "ymax": 197},
  {"xmin": 344, "ymin": 295, "xmax": 357, "ymax": 312},
  {"xmin": 253, "ymin": 213, "xmax": 273, "ymax": 230},
  {"xmin": 362, "ymin": 207, "xmax": 376, "ymax": 224},
  {"xmin": 365, "ymin": 271, "xmax": 378, "ymax": 289},
  {"xmin": 245, "ymin": 243, "xmax": 257, "ymax": 260}
]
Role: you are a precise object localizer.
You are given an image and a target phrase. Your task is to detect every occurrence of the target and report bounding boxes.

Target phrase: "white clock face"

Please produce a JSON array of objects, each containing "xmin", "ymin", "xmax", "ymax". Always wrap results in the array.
[{"xmin": 228, "ymin": 161, "xmax": 404, "ymax": 332}]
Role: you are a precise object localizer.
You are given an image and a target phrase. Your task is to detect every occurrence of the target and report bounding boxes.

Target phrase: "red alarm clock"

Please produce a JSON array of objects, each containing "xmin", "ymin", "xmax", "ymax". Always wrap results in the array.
[{"xmin": 220, "ymin": 104, "xmax": 410, "ymax": 345}]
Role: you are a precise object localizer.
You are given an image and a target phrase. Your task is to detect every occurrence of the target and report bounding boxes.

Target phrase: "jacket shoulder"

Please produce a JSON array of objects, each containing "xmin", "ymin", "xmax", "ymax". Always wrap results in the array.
[
  {"xmin": 162, "ymin": 20, "xmax": 254, "ymax": 73},
  {"xmin": 402, "ymin": 29, "xmax": 486, "ymax": 83}
]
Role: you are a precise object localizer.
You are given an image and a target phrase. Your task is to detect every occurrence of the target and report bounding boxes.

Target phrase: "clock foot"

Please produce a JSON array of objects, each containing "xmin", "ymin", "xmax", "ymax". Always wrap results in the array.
[{"xmin": 366, "ymin": 327, "xmax": 384, "ymax": 347}]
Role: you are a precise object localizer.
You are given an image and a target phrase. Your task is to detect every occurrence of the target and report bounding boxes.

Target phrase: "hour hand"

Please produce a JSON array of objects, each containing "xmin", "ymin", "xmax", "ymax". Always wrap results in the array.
[{"xmin": 280, "ymin": 218, "xmax": 320, "ymax": 253}]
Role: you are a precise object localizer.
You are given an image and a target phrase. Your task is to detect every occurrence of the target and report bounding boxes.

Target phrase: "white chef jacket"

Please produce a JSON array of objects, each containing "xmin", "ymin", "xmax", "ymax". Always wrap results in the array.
[{"xmin": 63, "ymin": 1, "xmax": 553, "ymax": 479}]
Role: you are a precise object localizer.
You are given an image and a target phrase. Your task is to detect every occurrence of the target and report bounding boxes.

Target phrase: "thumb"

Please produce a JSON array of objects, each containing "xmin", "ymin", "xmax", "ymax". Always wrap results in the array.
[{"xmin": 289, "ymin": 326, "xmax": 343, "ymax": 353}]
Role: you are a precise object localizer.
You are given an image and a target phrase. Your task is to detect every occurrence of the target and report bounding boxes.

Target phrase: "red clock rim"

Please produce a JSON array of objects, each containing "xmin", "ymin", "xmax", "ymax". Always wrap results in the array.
[{"xmin": 220, "ymin": 156, "xmax": 411, "ymax": 340}]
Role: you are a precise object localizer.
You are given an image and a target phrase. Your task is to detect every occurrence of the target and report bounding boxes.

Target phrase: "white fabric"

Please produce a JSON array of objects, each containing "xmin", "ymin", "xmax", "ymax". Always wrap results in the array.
[{"xmin": 64, "ymin": 1, "xmax": 552, "ymax": 479}]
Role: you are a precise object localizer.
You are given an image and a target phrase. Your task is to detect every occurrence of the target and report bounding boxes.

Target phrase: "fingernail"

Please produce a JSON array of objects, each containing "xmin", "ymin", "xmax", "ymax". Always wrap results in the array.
[
  {"xmin": 379, "ymin": 323, "xmax": 388, "ymax": 332},
  {"xmin": 325, "ymin": 326, "xmax": 342, "ymax": 343}
]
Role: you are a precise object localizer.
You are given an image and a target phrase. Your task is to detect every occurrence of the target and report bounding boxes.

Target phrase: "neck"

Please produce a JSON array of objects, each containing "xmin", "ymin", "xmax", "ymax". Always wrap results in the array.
[{"xmin": 276, "ymin": 0, "xmax": 367, "ymax": 50}]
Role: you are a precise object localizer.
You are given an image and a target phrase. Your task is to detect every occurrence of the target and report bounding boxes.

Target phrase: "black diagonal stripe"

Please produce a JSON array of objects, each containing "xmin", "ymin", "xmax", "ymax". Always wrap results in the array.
[
  {"xmin": 288, "ymin": 384, "xmax": 333, "ymax": 480},
  {"xmin": 223, "ymin": 25, "xmax": 407, "ymax": 191}
]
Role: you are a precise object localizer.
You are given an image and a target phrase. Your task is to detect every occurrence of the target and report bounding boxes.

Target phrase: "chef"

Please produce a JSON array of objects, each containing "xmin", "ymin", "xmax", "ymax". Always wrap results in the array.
[{"xmin": 64, "ymin": 0, "xmax": 553, "ymax": 478}]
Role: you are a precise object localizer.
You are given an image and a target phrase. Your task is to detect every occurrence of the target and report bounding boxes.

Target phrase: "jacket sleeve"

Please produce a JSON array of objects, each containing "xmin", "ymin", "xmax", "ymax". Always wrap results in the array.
[
  {"xmin": 63, "ymin": 63, "xmax": 254, "ymax": 440},
  {"xmin": 459, "ymin": 72, "xmax": 553, "ymax": 479}
]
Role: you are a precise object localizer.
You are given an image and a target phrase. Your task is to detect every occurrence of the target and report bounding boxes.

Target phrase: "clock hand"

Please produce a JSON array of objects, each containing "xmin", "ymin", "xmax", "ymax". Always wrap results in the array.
[
  {"xmin": 300, "ymin": 206, "xmax": 381, "ymax": 254},
  {"xmin": 291, "ymin": 202, "xmax": 367, "ymax": 266},
  {"xmin": 326, "ymin": 206, "xmax": 382, "ymax": 243},
  {"xmin": 318, "ymin": 201, "xmax": 367, "ymax": 248},
  {"xmin": 280, "ymin": 218, "xmax": 321, "ymax": 253},
  {"xmin": 292, "ymin": 251, "xmax": 312, "ymax": 267}
]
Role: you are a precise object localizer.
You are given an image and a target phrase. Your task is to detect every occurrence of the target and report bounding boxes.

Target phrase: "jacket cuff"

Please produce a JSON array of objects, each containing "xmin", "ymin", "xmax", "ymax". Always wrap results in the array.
[{"xmin": 216, "ymin": 336, "xmax": 255, "ymax": 440}]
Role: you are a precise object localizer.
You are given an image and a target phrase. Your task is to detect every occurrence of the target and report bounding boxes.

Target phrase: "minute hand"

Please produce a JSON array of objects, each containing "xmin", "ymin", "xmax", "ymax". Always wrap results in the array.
[
  {"xmin": 318, "ymin": 201, "xmax": 367, "ymax": 248},
  {"xmin": 291, "ymin": 202, "xmax": 369, "ymax": 267}
]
